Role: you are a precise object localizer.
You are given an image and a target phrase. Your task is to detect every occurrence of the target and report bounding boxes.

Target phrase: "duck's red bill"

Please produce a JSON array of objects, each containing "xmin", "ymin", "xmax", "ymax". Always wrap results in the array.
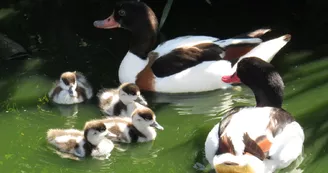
[
  {"xmin": 222, "ymin": 73, "xmax": 241, "ymax": 83},
  {"xmin": 93, "ymin": 14, "xmax": 120, "ymax": 29}
]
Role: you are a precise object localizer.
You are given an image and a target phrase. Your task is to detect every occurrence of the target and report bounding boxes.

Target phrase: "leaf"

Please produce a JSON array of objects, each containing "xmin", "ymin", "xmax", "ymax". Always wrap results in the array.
[
  {"xmin": 159, "ymin": 0, "xmax": 174, "ymax": 30},
  {"xmin": 205, "ymin": 0, "xmax": 212, "ymax": 5},
  {"xmin": 5, "ymin": 154, "xmax": 13, "ymax": 159}
]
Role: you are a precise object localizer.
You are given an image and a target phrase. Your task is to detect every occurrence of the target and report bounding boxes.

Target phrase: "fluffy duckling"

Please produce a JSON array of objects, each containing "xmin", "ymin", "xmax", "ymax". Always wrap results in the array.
[
  {"xmin": 48, "ymin": 71, "xmax": 93, "ymax": 104},
  {"xmin": 46, "ymin": 122, "xmax": 114, "ymax": 158},
  {"xmin": 97, "ymin": 83, "xmax": 148, "ymax": 117},
  {"xmin": 85, "ymin": 107, "xmax": 164, "ymax": 143},
  {"xmin": 205, "ymin": 57, "xmax": 304, "ymax": 173}
]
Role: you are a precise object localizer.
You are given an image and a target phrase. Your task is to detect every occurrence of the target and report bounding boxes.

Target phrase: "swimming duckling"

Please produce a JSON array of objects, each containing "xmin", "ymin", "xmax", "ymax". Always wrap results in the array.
[
  {"xmin": 85, "ymin": 107, "xmax": 164, "ymax": 143},
  {"xmin": 48, "ymin": 71, "xmax": 93, "ymax": 104},
  {"xmin": 46, "ymin": 122, "xmax": 114, "ymax": 158},
  {"xmin": 97, "ymin": 83, "xmax": 148, "ymax": 117}
]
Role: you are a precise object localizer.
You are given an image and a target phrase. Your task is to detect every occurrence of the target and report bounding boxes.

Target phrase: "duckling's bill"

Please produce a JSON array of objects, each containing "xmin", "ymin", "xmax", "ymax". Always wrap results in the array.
[
  {"xmin": 136, "ymin": 94, "xmax": 148, "ymax": 106},
  {"xmin": 68, "ymin": 87, "xmax": 75, "ymax": 97},
  {"xmin": 150, "ymin": 121, "xmax": 164, "ymax": 130}
]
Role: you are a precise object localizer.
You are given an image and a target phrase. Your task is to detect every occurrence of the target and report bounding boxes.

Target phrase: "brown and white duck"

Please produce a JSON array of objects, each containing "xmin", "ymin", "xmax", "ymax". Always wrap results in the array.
[
  {"xmin": 205, "ymin": 57, "xmax": 304, "ymax": 173},
  {"xmin": 48, "ymin": 71, "xmax": 93, "ymax": 104},
  {"xmin": 94, "ymin": 1, "xmax": 291, "ymax": 93},
  {"xmin": 46, "ymin": 122, "xmax": 114, "ymax": 158},
  {"xmin": 85, "ymin": 107, "xmax": 164, "ymax": 143},
  {"xmin": 97, "ymin": 83, "xmax": 148, "ymax": 117}
]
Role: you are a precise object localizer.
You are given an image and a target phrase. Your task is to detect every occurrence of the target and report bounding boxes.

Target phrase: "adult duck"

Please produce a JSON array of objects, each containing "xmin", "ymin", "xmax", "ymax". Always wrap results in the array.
[
  {"xmin": 204, "ymin": 57, "xmax": 304, "ymax": 173},
  {"xmin": 94, "ymin": 1, "xmax": 291, "ymax": 93}
]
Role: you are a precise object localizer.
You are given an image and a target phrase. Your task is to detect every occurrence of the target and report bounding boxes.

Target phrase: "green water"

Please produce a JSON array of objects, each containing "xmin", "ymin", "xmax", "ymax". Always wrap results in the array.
[{"xmin": 0, "ymin": 46, "xmax": 328, "ymax": 173}]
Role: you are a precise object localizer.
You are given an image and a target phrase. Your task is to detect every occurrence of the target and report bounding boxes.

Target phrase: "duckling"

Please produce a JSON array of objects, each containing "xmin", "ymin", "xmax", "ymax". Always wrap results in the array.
[
  {"xmin": 97, "ymin": 83, "xmax": 148, "ymax": 117},
  {"xmin": 48, "ymin": 71, "xmax": 93, "ymax": 104},
  {"xmin": 46, "ymin": 122, "xmax": 114, "ymax": 158},
  {"xmin": 85, "ymin": 107, "xmax": 164, "ymax": 143}
]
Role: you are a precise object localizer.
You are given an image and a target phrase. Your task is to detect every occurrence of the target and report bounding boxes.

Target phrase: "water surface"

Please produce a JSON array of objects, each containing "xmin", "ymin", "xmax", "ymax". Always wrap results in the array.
[{"xmin": 0, "ymin": 48, "xmax": 328, "ymax": 173}]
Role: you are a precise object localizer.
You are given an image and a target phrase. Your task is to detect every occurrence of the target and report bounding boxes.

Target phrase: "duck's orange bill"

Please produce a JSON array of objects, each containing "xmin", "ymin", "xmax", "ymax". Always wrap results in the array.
[
  {"xmin": 214, "ymin": 163, "xmax": 254, "ymax": 173},
  {"xmin": 222, "ymin": 73, "xmax": 241, "ymax": 84},
  {"xmin": 93, "ymin": 13, "xmax": 120, "ymax": 29}
]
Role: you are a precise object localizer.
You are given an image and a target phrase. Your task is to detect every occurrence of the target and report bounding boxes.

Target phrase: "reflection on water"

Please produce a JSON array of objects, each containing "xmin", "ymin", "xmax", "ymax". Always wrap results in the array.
[
  {"xmin": 55, "ymin": 104, "xmax": 79, "ymax": 126},
  {"xmin": 148, "ymin": 87, "xmax": 252, "ymax": 116}
]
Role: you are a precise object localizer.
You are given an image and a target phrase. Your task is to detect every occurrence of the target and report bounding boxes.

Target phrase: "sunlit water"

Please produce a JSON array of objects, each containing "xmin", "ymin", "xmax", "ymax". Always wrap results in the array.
[{"xmin": 0, "ymin": 46, "xmax": 328, "ymax": 173}]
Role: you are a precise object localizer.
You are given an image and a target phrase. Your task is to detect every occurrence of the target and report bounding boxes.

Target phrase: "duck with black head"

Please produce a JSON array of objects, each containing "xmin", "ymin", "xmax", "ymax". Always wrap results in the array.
[
  {"xmin": 204, "ymin": 57, "xmax": 304, "ymax": 173},
  {"xmin": 94, "ymin": 1, "xmax": 291, "ymax": 93},
  {"xmin": 85, "ymin": 106, "xmax": 164, "ymax": 143},
  {"xmin": 48, "ymin": 71, "xmax": 93, "ymax": 104},
  {"xmin": 97, "ymin": 82, "xmax": 148, "ymax": 117}
]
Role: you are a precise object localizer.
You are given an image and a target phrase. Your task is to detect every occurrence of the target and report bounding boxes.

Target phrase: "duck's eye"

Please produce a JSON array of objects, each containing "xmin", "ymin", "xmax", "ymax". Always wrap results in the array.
[
  {"xmin": 137, "ymin": 119, "xmax": 141, "ymax": 121},
  {"xmin": 118, "ymin": 10, "xmax": 126, "ymax": 16},
  {"xmin": 93, "ymin": 132, "xmax": 97, "ymax": 135}
]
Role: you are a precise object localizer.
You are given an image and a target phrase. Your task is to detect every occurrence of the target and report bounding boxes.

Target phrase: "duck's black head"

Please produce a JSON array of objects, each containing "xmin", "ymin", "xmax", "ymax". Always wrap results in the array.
[
  {"xmin": 94, "ymin": 1, "xmax": 158, "ymax": 33},
  {"xmin": 93, "ymin": 1, "xmax": 158, "ymax": 58},
  {"xmin": 222, "ymin": 57, "xmax": 284, "ymax": 108}
]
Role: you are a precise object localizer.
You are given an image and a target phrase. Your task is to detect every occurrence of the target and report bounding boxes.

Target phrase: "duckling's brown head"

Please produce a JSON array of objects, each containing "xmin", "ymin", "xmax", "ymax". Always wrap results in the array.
[
  {"xmin": 119, "ymin": 83, "xmax": 140, "ymax": 96},
  {"xmin": 59, "ymin": 71, "xmax": 77, "ymax": 97},
  {"xmin": 131, "ymin": 107, "xmax": 164, "ymax": 130},
  {"xmin": 118, "ymin": 83, "xmax": 147, "ymax": 105},
  {"xmin": 84, "ymin": 121, "xmax": 108, "ymax": 146}
]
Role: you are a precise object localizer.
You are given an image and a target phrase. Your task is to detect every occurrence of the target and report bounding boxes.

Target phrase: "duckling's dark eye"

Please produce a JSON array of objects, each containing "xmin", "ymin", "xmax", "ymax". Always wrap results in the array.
[{"xmin": 118, "ymin": 9, "xmax": 126, "ymax": 16}]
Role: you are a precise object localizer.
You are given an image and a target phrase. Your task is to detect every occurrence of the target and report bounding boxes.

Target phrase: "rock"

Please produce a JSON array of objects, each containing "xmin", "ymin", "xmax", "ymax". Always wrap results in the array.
[{"xmin": 0, "ymin": 33, "xmax": 29, "ymax": 60}]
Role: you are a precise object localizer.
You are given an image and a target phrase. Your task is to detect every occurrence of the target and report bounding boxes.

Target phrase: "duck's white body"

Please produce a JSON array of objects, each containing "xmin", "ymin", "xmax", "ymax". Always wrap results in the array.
[
  {"xmin": 48, "ymin": 72, "xmax": 93, "ymax": 104},
  {"xmin": 119, "ymin": 35, "xmax": 290, "ymax": 93},
  {"xmin": 205, "ymin": 107, "xmax": 304, "ymax": 173}
]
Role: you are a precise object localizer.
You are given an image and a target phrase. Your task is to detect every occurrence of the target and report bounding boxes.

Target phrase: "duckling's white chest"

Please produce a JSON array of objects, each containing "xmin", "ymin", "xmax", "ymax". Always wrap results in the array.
[{"xmin": 53, "ymin": 90, "xmax": 84, "ymax": 104}]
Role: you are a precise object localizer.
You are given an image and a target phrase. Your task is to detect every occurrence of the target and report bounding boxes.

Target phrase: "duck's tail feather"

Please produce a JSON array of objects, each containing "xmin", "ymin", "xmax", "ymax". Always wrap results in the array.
[
  {"xmin": 232, "ymin": 28, "xmax": 272, "ymax": 39},
  {"xmin": 226, "ymin": 34, "xmax": 291, "ymax": 75},
  {"xmin": 212, "ymin": 28, "xmax": 272, "ymax": 61}
]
